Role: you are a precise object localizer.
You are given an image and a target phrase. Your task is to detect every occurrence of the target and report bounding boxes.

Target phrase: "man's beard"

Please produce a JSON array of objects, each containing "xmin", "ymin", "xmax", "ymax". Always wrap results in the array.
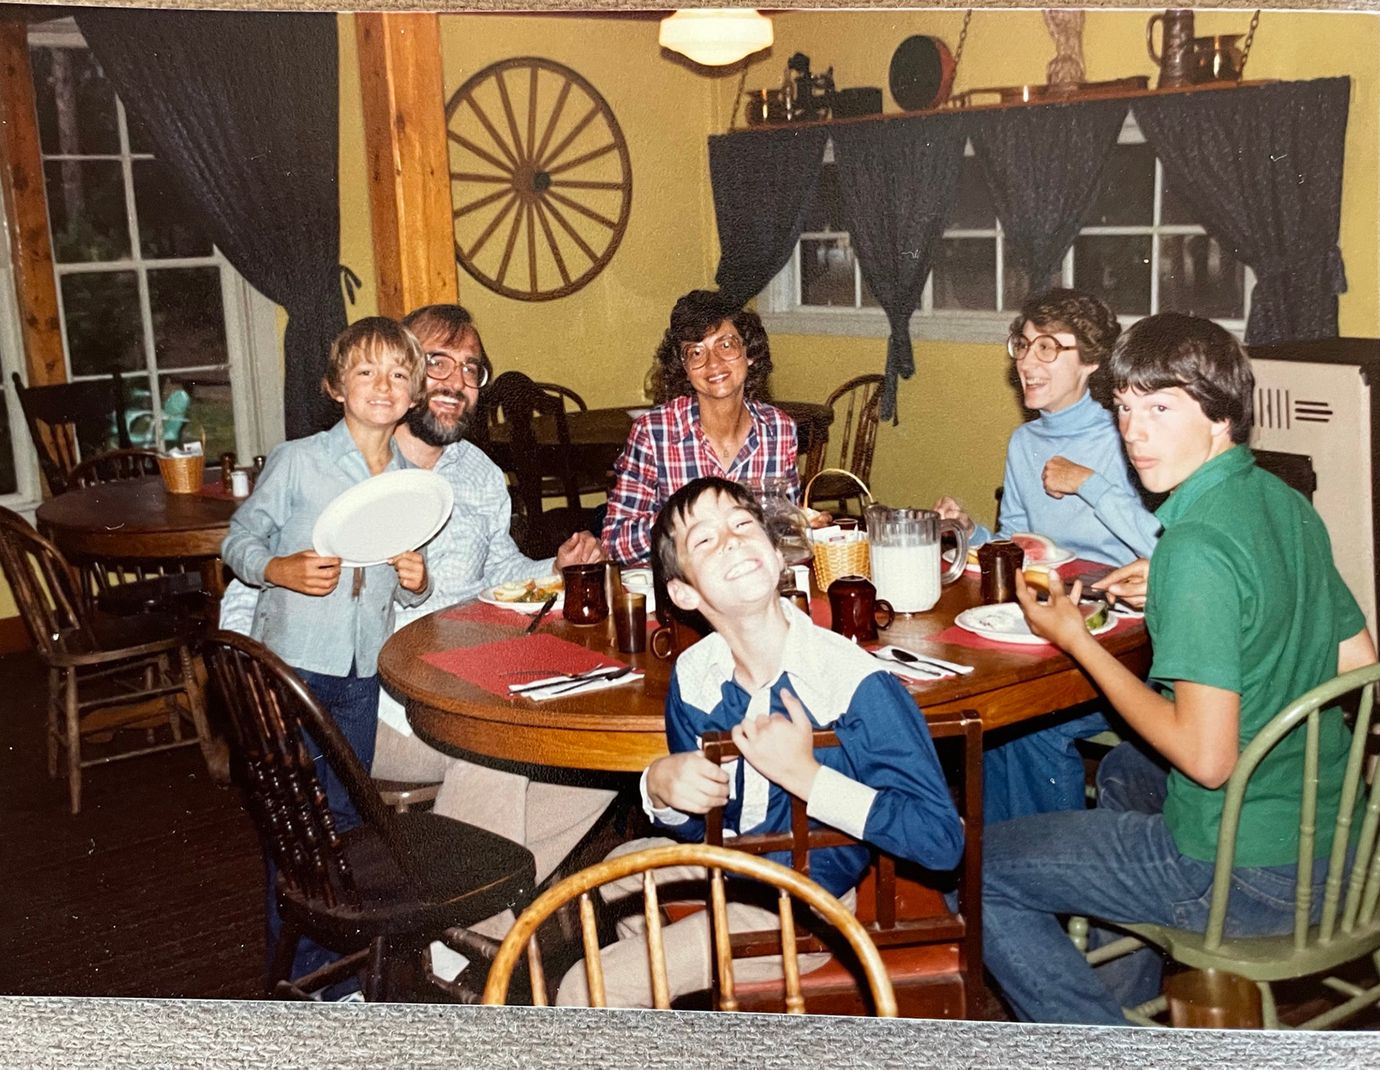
[{"xmin": 405, "ymin": 389, "xmax": 475, "ymax": 447}]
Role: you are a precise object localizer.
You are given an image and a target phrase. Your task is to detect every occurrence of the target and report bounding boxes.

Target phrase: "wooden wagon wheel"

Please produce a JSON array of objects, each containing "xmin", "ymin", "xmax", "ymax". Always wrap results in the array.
[{"xmin": 446, "ymin": 57, "xmax": 633, "ymax": 302}]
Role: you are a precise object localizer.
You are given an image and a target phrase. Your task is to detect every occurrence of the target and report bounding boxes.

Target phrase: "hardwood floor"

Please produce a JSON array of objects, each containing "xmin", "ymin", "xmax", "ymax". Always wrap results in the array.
[{"xmin": 0, "ymin": 650, "xmax": 265, "ymax": 1000}]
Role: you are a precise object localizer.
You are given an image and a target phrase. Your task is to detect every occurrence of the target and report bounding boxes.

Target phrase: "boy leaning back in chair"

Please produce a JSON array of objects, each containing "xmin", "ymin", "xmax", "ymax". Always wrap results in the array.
[
  {"xmin": 556, "ymin": 476, "xmax": 963, "ymax": 1008},
  {"xmin": 981, "ymin": 312, "xmax": 1378, "ymax": 1025}
]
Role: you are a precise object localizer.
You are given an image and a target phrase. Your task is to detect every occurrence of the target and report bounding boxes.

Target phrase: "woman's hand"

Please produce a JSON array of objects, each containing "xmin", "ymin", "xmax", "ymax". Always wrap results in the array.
[
  {"xmin": 264, "ymin": 550, "xmax": 342, "ymax": 597},
  {"xmin": 1093, "ymin": 558, "xmax": 1149, "ymax": 609},
  {"xmin": 390, "ymin": 551, "xmax": 427, "ymax": 593},
  {"xmin": 933, "ymin": 496, "xmax": 974, "ymax": 535},
  {"xmin": 1014, "ymin": 571, "xmax": 1096, "ymax": 654},
  {"xmin": 1042, "ymin": 455, "xmax": 1094, "ymax": 499},
  {"xmin": 554, "ymin": 532, "xmax": 603, "ymax": 570}
]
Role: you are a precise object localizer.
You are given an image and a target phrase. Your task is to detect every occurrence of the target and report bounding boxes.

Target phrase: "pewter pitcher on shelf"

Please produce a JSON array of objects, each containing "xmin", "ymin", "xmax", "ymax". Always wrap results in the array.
[{"xmin": 863, "ymin": 504, "xmax": 968, "ymax": 613}]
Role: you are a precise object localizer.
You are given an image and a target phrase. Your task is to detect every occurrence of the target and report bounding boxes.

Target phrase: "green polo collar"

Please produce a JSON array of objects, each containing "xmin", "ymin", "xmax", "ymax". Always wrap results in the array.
[{"xmin": 1155, "ymin": 444, "xmax": 1253, "ymax": 527}]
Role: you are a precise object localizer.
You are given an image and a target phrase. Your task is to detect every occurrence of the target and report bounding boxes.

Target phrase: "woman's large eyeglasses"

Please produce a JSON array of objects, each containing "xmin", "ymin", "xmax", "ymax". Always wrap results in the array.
[
  {"xmin": 1006, "ymin": 334, "xmax": 1080, "ymax": 363},
  {"xmin": 424, "ymin": 352, "xmax": 489, "ymax": 388},
  {"xmin": 681, "ymin": 333, "xmax": 746, "ymax": 372}
]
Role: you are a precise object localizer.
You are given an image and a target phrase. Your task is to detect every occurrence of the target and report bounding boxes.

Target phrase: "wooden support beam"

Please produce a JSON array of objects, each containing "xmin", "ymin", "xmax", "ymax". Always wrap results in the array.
[
  {"xmin": 355, "ymin": 12, "xmax": 459, "ymax": 319},
  {"xmin": 0, "ymin": 18, "xmax": 66, "ymax": 387}
]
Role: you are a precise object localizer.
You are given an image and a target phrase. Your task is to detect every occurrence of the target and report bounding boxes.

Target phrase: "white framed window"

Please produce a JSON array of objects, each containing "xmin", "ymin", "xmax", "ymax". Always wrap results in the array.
[
  {"xmin": 759, "ymin": 112, "xmax": 1253, "ymax": 342},
  {"xmin": 8, "ymin": 19, "xmax": 281, "ymax": 507}
]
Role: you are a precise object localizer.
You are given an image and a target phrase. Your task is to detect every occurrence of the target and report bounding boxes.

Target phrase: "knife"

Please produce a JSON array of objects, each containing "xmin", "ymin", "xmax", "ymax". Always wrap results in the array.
[
  {"xmin": 509, "ymin": 665, "xmax": 627, "ymax": 695},
  {"xmin": 524, "ymin": 593, "xmax": 558, "ymax": 634}
]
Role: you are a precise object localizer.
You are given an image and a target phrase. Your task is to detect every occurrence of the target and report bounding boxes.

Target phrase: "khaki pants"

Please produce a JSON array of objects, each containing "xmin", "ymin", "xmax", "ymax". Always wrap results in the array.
[
  {"xmin": 555, "ymin": 836, "xmax": 853, "ymax": 1008},
  {"xmin": 372, "ymin": 722, "xmax": 617, "ymax": 939}
]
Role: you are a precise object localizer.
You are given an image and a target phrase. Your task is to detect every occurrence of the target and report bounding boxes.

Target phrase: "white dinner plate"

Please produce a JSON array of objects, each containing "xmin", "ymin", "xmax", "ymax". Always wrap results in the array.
[
  {"xmin": 478, "ymin": 575, "xmax": 565, "ymax": 614},
  {"xmin": 954, "ymin": 602, "xmax": 1115, "ymax": 645},
  {"xmin": 312, "ymin": 469, "xmax": 453, "ymax": 568}
]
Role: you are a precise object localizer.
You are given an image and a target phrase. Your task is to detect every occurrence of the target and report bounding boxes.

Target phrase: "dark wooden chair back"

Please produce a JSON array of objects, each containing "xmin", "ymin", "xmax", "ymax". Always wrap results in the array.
[
  {"xmin": 11, "ymin": 371, "xmax": 134, "ymax": 496},
  {"xmin": 701, "ymin": 707, "xmax": 983, "ymax": 1018},
  {"xmin": 0, "ymin": 506, "xmax": 94, "ymax": 663},
  {"xmin": 536, "ymin": 381, "xmax": 588, "ymax": 412},
  {"xmin": 802, "ymin": 374, "xmax": 884, "ymax": 514},
  {"xmin": 68, "ymin": 448, "xmax": 162, "ymax": 488},
  {"xmin": 201, "ymin": 629, "xmax": 395, "ymax": 912},
  {"xmin": 484, "ymin": 371, "xmax": 590, "ymax": 558}
]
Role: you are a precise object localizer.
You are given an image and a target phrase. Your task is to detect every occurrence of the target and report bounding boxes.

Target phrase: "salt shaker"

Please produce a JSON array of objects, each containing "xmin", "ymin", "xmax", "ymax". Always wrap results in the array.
[{"xmin": 230, "ymin": 469, "xmax": 251, "ymax": 498}]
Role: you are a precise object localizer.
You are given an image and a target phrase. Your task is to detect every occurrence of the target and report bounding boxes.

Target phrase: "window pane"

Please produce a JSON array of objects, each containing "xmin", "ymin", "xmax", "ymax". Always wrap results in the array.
[
  {"xmin": 800, "ymin": 237, "xmax": 856, "ymax": 307},
  {"xmin": 44, "ymin": 160, "xmax": 130, "ymax": 262},
  {"xmin": 949, "ymin": 156, "xmax": 996, "ymax": 230},
  {"xmin": 0, "ymin": 395, "xmax": 16, "ymax": 495},
  {"xmin": 30, "ymin": 46, "xmax": 119, "ymax": 156},
  {"xmin": 931, "ymin": 238, "xmax": 996, "ymax": 310},
  {"xmin": 126, "ymin": 103, "xmax": 157, "ymax": 155},
  {"xmin": 860, "ymin": 272, "xmax": 880, "ymax": 309},
  {"xmin": 1085, "ymin": 142, "xmax": 1154, "ymax": 227},
  {"xmin": 162, "ymin": 372, "xmax": 234, "ymax": 458},
  {"xmin": 1159, "ymin": 234, "xmax": 1246, "ymax": 319},
  {"xmin": 60, "ymin": 271, "xmax": 145, "ymax": 376},
  {"xmin": 1160, "ymin": 173, "xmax": 1202, "ymax": 226},
  {"xmin": 135, "ymin": 161, "xmax": 213, "ymax": 259},
  {"xmin": 802, "ymin": 163, "xmax": 843, "ymax": 233},
  {"xmin": 1073, "ymin": 235, "xmax": 1151, "ymax": 315},
  {"xmin": 149, "ymin": 268, "xmax": 229, "ymax": 370}
]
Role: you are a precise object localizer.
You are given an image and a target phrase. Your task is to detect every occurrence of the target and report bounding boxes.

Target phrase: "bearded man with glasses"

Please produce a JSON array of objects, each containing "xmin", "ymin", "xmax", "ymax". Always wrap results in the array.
[
  {"xmin": 933, "ymin": 288, "xmax": 1163, "ymax": 825},
  {"xmin": 602, "ymin": 289, "xmax": 799, "ymax": 565}
]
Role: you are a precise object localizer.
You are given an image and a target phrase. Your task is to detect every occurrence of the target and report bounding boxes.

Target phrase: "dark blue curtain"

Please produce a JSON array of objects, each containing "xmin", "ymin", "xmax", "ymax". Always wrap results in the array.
[
  {"xmin": 831, "ymin": 112, "xmax": 968, "ymax": 420},
  {"xmin": 76, "ymin": 9, "xmax": 346, "ymax": 438},
  {"xmin": 971, "ymin": 98, "xmax": 1129, "ymax": 293},
  {"xmin": 709, "ymin": 125, "xmax": 829, "ymax": 309},
  {"xmin": 1133, "ymin": 77, "xmax": 1350, "ymax": 344}
]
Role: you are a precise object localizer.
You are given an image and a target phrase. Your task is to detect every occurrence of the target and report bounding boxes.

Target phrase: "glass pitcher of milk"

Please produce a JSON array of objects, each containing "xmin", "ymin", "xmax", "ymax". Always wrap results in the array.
[{"xmin": 863, "ymin": 504, "xmax": 969, "ymax": 613}]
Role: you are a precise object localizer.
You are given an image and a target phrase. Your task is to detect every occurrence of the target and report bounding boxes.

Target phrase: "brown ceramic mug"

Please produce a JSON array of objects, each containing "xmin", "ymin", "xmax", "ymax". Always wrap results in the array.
[
  {"xmin": 650, "ymin": 612, "xmax": 709, "ymax": 660},
  {"xmin": 827, "ymin": 575, "xmax": 894, "ymax": 644},
  {"xmin": 561, "ymin": 562, "xmax": 609, "ymax": 625}
]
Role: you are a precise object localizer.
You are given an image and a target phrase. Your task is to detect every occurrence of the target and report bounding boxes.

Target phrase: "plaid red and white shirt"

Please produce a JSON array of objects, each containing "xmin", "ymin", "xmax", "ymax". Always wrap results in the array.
[{"xmin": 601, "ymin": 395, "xmax": 799, "ymax": 565}]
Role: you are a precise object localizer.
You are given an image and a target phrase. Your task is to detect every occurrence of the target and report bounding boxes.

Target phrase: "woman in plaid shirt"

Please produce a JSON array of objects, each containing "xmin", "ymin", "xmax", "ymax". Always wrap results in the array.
[{"xmin": 601, "ymin": 290, "xmax": 799, "ymax": 564}]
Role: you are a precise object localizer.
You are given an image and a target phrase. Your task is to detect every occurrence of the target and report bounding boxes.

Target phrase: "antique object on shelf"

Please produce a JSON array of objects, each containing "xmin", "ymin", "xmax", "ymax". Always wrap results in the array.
[
  {"xmin": 1146, "ymin": 8, "xmax": 1196, "ymax": 89},
  {"xmin": 889, "ymin": 34, "xmax": 956, "ymax": 111},
  {"xmin": 742, "ymin": 51, "xmax": 833, "ymax": 126},
  {"xmin": 1192, "ymin": 34, "xmax": 1246, "ymax": 83},
  {"xmin": 831, "ymin": 87, "xmax": 883, "ymax": 119},
  {"xmin": 445, "ymin": 57, "xmax": 632, "ymax": 302},
  {"xmin": 1043, "ymin": 9, "xmax": 1086, "ymax": 91}
]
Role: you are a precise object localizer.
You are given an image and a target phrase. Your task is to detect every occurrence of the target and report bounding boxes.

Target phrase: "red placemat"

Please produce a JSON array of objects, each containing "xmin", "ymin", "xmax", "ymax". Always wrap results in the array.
[
  {"xmin": 935, "ymin": 613, "xmax": 1136, "ymax": 655},
  {"xmin": 422, "ymin": 632, "xmax": 627, "ymax": 700},
  {"xmin": 440, "ymin": 601, "xmax": 532, "ymax": 630}
]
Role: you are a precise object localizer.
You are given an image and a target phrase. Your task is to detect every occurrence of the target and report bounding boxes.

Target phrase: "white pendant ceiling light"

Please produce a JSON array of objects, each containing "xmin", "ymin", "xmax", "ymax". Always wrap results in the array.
[{"xmin": 659, "ymin": 9, "xmax": 774, "ymax": 67}]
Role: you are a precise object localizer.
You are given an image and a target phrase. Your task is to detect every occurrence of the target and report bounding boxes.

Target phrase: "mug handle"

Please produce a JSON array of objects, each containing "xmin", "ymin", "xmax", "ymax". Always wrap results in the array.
[
  {"xmin": 939, "ymin": 519, "xmax": 969, "ymax": 585},
  {"xmin": 650, "ymin": 625, "xmax": 676, "ymax": 660},
  {"xmin": 1146, "ymin": 12, "xmax": 1164, "ymax": 63},
  {"xmin": 874, "ymin": 599, "xmax": 895, "ymax": 631}
]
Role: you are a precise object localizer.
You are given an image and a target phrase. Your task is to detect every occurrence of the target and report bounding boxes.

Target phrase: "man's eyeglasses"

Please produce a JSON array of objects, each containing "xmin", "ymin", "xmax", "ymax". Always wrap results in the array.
[
  {"xmin": 425, "ymin": 352, "xmax": 489, "ymax": 388},
  {"xmin": 1006, "ymin": 334, "xmax": 1079, "ymax": 364},
  {"xmin": 681, "ymin": 333, "xmax": 746, "ymax": 372}
]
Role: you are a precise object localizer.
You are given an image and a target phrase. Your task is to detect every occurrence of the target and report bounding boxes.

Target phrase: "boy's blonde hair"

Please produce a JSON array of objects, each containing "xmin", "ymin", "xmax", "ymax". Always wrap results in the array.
[{"xmin": 321, "ymin": 317, "xmax": 426, "ymax": 404}]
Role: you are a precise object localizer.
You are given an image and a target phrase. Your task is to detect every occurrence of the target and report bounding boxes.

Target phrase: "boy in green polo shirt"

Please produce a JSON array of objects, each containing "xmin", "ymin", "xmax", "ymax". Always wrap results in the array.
[{"xmin": 979, "ymin": 312, "xmax": 1376, "ymax": 1025}]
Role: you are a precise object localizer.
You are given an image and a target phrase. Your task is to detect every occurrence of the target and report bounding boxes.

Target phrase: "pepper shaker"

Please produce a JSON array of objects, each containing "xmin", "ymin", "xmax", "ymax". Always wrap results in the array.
[{"xmin": 219, "ymin": 451, "xmax": 237, "ymax": 491}]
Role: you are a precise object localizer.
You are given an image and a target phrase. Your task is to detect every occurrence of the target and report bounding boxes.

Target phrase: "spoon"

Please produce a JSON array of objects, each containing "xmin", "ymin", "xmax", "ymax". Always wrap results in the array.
[{"xmin": 882, "ymin": 647, "xmax": 974, "ymax": 675}]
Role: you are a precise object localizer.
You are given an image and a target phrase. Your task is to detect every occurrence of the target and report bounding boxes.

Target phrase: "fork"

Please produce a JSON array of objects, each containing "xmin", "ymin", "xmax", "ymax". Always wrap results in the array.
[{"xmin": 541, "ymin": 666, "xmax": 633, "ymax": 696}]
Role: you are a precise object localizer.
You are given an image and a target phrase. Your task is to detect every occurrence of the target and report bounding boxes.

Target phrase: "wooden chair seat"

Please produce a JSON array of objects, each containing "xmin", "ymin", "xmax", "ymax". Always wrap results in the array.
[{"xmin": 11, "ymin": 370, "xmax": 134, "ymax": 496}]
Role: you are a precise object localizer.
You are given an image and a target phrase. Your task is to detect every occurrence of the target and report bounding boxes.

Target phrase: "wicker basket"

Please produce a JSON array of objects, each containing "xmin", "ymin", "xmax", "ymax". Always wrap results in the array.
[
  {"xmin": 157, "ymin": 451, "xmax": 205, "ymax": 494},
  {"xmin": 805, "ymin": 468, "xmax": 873, "ymax": 590}
]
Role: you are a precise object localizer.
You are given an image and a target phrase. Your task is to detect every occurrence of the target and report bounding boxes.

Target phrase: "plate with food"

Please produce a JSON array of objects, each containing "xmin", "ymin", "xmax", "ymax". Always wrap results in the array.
[
  {"xmin": 954, "ymin": 601, "xmax": 1114, "ymax": 645},
  {"xmin": 479, "ymin": 575, "xmax": 565, "ymax": 613},
  {"xmin": 957, "ymin": 532, "xmax": 1074, "ymax": 574}
]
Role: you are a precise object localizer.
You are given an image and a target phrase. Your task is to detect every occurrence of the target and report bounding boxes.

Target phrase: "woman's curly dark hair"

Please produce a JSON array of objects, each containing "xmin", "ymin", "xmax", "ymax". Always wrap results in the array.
[
  {"xmin": 1009, "ymin": 288, "xmax": 1121, "ymax": 367},
  {"xmin": 651, "ymin": 290, "xmax": 773, "ymax": 402}
]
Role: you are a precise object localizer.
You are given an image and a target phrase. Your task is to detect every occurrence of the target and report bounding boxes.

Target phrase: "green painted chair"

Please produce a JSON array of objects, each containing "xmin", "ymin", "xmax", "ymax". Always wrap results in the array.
[{"xmin": 1087, "ymin": 663, "xmax": 1380, "ymax": 1029}]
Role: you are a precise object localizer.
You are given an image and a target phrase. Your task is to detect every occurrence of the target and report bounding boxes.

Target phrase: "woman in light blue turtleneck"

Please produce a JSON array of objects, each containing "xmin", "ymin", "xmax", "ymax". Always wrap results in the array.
[
  {"xmin": 935, "ymin": 289, "xmax": 1160, "ymax": 822},
  {"xmin": 936, "ymin": 290, "xmax": 1160, "ymax": 564}
]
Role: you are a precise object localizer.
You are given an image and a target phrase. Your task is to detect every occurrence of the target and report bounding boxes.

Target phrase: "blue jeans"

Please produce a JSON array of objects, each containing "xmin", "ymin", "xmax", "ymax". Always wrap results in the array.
[
  {"xmin": 264, "ymin": 666, "xmax": 380, "ymax": 988},
  {"xmin": 982, "ymin": 741, "xmax": 1327, "ymax": 1025},
  {"xmin": 983, "ymin": 706, "xmax": 1109, "ymax": 824}
]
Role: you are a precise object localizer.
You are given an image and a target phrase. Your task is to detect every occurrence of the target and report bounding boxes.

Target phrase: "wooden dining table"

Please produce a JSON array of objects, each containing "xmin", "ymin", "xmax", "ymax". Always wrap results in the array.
[
  {"xmin": 35, "ymin": 475, "xmax": 241, "ymax": 599},
  {"xmin": 378, "ymin": 573, "xmax": 1150, "ymax": 775},
  {"xmin": 479, "ymin": 400, "xmax": 834, "ymax": 490}
]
